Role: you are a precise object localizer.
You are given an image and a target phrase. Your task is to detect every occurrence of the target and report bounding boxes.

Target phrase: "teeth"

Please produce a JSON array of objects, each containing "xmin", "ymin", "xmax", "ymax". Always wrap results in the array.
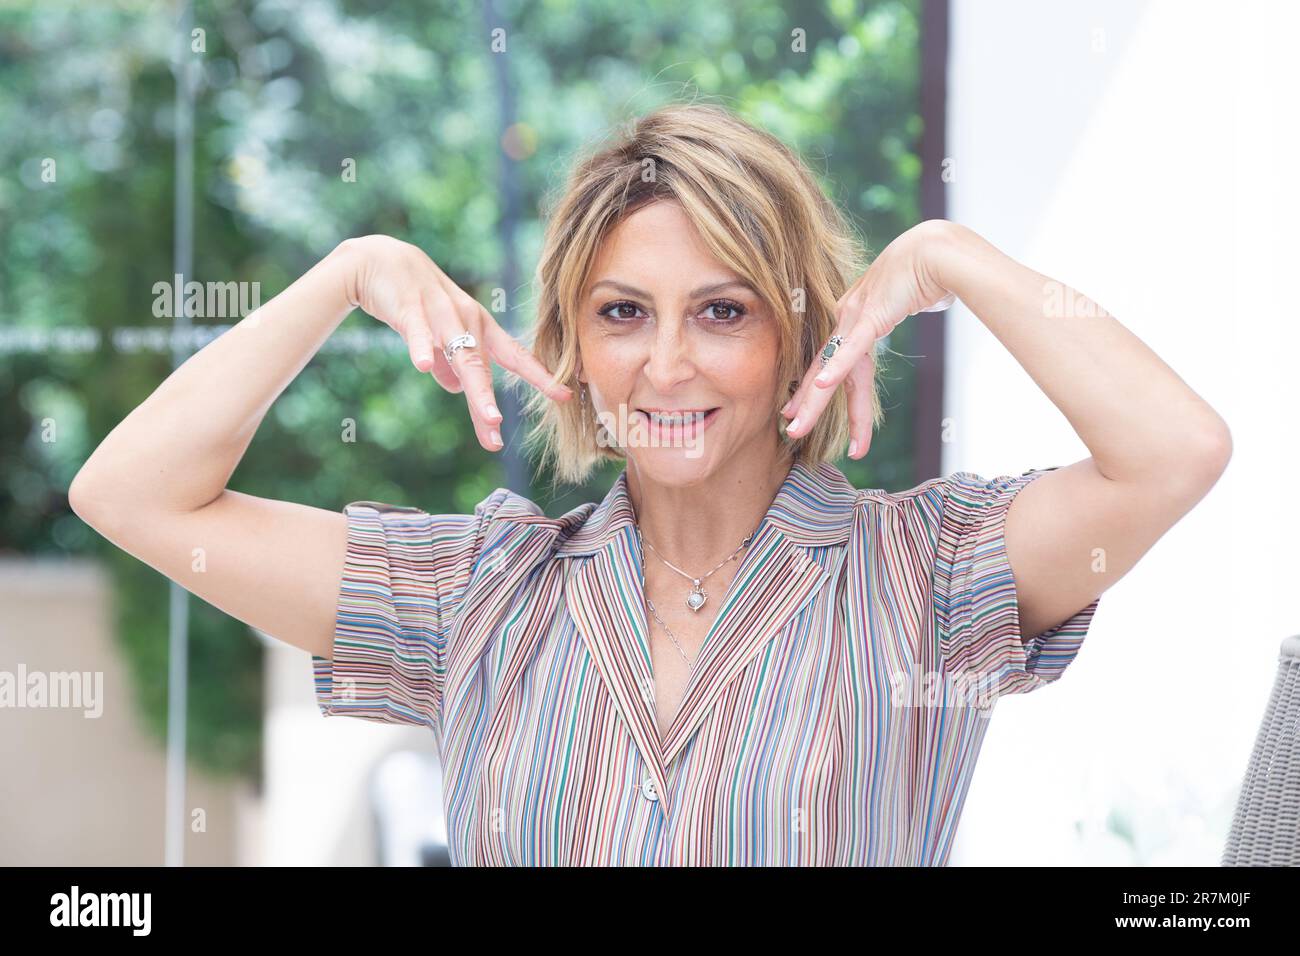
[
  {"xmin": 644, "ymin": 411, "xmax": 707, "ymax": 426},
  {"xmin": 647, "ymin": 410, "xmax": 706, "ymax": 425}
]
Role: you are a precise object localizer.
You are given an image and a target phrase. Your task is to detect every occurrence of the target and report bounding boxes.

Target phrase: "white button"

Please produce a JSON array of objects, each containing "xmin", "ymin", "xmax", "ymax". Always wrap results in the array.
[{"xmin": 640, "ymin": 776, "xmax": 659, "ymax": 801}]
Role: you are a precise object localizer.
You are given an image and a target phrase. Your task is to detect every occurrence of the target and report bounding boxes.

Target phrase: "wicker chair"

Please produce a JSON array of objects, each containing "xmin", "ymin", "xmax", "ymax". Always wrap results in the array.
[{"xmin": 1222, "ymin": 634, "xmax": 1300, "ymax": 865}]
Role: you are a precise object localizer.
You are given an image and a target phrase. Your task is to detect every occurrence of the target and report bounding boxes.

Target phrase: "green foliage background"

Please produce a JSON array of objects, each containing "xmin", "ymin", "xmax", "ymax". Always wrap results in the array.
[{"xmin": 0, "ymin": 0, "xmax": 924, "ymax": 781}]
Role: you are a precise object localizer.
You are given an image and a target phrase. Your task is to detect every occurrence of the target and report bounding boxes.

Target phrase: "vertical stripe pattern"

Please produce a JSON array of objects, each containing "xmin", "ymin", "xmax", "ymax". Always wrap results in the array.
[{"xmin": 312, "ymin": 460, "xmax": 1099, "ymax": 865}]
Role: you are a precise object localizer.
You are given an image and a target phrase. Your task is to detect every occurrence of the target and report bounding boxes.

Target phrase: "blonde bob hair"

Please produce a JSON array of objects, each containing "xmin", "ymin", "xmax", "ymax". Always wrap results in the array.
[{"xmin": 515, "ymin": 102, "xmax": 882, "ymax": 487}]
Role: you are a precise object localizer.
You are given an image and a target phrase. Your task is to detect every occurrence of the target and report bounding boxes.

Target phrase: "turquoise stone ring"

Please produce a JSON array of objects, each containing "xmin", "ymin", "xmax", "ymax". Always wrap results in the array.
[{"xmin": 819, "ymin": 335, "xmax": 844, "ymax": 367}]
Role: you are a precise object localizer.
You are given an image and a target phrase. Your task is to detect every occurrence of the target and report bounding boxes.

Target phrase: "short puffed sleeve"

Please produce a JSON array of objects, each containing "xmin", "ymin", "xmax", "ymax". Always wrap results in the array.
[
  {"xmin": 311, "ymin": 487, "xmax": 515, "ymax": 729},
  {"xmin": 926, "ymin": 467, "xmax": 1100, "ymax": 702}
]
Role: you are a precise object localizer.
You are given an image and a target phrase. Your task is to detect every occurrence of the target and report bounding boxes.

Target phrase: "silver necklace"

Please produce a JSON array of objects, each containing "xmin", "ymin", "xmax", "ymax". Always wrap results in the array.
[
  {"xmin": 644, "ymin": 592, "xmax": 695, "ymax": 668},
  {"xmin": 636, "ymin": 525, "xmax": 757, "ymax": 613},
  {"xmin": 634, "ymin": 527, "xmax": 697, "ymax": 665},
  {"xmin": 635, "ymin": 524, "xmax": 759, "ymax": 668}
]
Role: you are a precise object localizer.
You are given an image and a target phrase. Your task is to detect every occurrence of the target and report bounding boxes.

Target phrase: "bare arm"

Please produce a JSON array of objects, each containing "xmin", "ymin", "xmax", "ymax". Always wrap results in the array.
[
  {"xmin": 784, "ymin": 219, "xmax": 1232, "ymax": 642},
  {"xmin": 930, "ymin": 223, "xmax": 1230, "ymax": 640},
  {"xmin": 69, "ymin": 236, "xmax": 573, "ymax": 659}
]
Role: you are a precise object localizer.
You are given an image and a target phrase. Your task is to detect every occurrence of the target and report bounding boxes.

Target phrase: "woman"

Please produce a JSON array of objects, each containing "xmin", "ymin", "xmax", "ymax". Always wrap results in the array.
[{"xmin": 71, "ymin": 103, "xmax": 1231, "ymax": 865}]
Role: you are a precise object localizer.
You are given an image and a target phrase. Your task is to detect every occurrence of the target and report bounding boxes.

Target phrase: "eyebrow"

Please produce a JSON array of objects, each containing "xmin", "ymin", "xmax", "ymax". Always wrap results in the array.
[{"xmin": 588, "ymin": 278, "xmax": 759, "ymax": 299}]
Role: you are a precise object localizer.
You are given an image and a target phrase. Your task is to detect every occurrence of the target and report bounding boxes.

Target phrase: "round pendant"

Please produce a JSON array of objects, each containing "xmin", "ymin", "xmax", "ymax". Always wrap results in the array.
[{"xmin": 686, "ymin": 584, "xmax": 707, "ymax": 612}]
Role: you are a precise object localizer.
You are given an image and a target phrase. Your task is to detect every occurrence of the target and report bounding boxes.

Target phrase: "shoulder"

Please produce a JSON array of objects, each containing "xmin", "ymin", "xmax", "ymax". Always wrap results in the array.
[
  {"xmin": 855, "ymin": 467, "xmax": 1052, "ymax": 515},
  {"xmin": 848, "ymin": 470, "xmax": 1032, "ymax": 560},
  {"xmin": 773, "ymin": 461, "xmax": 971, "ymax": 548},
  {"xmin": 469, "ymin": 486, "xmax": 599, "ymax": 556},
  {"xmin": 851, "ymin": 466, "xmax": 1064, "ymax": 571},
  {"xmin": 855, "ymin": 474, "xmax": 953, "ymax": 510},
  {"xmin": 851, "ymin": 472, "xmax": 974, "ymax": 533},
  {"xmin": 471, "ymin": 486, "xmax": 592, "ymax": 529},
  {"xmin": 348, "ymin": 484, "xmax": 607, "ymax": 557}
]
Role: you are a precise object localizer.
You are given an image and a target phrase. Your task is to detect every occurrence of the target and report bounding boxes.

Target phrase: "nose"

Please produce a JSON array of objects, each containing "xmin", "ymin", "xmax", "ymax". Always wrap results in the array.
[{"xmin": 641, "ymin": 317, "xmax": 695, "ymax": 393}]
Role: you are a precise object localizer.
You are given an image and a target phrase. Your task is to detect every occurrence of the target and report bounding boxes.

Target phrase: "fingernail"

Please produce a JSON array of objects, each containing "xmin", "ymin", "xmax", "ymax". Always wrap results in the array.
[
  {"xmin": 787, "ymin": 417, "xmax": 801, "ymax": 435},
  {"xmin": 848, "ymin": 439, "xmax": 858, "ymax": 457},
  {"xmin": 485, "ymin": 404, "xmax": 501, "ymax": 422},
  {"xmin": 780, "ymin": 399, "xmax": 793, "ymax": 416},
  {"xmin": 815, "ymin": 372, "xmax": 830, "ymax": 386},
  {"xmin": 489, "ymin": 429, "xmax": 501, "ymax": 446}
]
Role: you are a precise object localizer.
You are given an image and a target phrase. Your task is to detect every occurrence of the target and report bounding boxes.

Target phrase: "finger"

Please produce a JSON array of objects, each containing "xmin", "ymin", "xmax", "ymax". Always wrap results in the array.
[
  {"xmin": 403, "ymin": 306, "xmax": 439, "ymax": 373},
  {"xmin": 785, "ymin": 324, "xmax": 872, "ymax": 439},
  {"xmin": 425, "ymin": 287, "xmax": 496, "ymax": 445},
  {"xmin": 843, "ymin": 356, "xmax": 875, "ymax": 460},
  {"xmin": 782, "ymin": 298, "xmax": 859, "ymax": 424},
  {"xmin": 428, "ymin": 347, "xmax": 465, "ymax": 394},
  {"xmin": 402, "ymin": 304, "xmax": 462, "ymax": 392},
  {"xmin": 400, "ymin": 296, "xmax": 462, "ymax": 393},
  {"xmin": 782, "ymin": 280, "xmax": 867, "ymax": 420},
  {"xmin": 478, "ymin": 306, "xmax": 574, "ymax": 402},
  {"xmin": 814, "ymin": 285, "xmax": 903, "ymax": 397},
  {"xmin": 781, "ymin": 356, "xmax": 820, "ymax": 421},
  {"xmin": 833, "ymin": 270, "xmax": 874, "ymax": 327},
  {"xmin": 449, "ymin": 294, "xmax": 505, "ymax": 426},
  {"xmin": 428, "ymin": 287, "xmax": 503, "ymax": 451},
  {"xmin": 780, "ymin": 275, "xmax": 878, "ymax": 427}
]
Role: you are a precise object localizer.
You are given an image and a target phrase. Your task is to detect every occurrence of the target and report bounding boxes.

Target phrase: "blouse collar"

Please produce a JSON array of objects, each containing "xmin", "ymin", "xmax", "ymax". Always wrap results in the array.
[{"xmin": 553, "ymin": 457, "xmax": 858, "ymax": 558}]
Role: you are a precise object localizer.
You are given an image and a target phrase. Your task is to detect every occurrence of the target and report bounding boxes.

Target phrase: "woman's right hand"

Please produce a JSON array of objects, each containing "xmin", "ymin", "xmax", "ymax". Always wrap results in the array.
[{"xmin": 335, "ymin": 234, "xmax": 574, "ymax": 451}]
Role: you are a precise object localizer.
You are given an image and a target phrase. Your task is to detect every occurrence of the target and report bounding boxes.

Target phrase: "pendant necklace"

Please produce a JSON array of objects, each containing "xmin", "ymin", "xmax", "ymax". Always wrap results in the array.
[{"xmin": 635, "ymin": 523, "xmax": 758, "ymax": 614}]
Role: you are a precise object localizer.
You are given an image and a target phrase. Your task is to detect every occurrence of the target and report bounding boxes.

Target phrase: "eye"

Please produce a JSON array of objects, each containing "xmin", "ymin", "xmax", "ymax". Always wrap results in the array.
[
  {"xmin": 699, "ymin": 299, "xmax": 748, "ymax": 324},
  {"xmin": 597, "ymin": 299, "xmax": 646, "ymax": 322}
]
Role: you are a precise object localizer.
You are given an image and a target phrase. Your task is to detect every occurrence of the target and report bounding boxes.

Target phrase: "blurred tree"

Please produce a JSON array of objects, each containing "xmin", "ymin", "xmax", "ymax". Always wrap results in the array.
[{"xmin": 0, "ymin": 0, "xmax": 923, "ymax": 780}]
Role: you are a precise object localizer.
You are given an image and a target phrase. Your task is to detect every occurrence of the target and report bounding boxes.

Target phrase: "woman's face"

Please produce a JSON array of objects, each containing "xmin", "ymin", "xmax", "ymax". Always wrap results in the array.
[{"xmin": 577, "ymin": 199, "xmax": 784, "ymax": 487}]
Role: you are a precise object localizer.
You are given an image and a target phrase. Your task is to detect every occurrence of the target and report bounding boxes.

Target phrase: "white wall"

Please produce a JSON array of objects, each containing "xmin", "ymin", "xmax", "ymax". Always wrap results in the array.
[
  {"xmin": 255, "ymin": 633, "xmax": 441, "ymax": 866},
  {"xmin": 0, "ymin": 559, "xmax": 244, "ymax": 865},
  {"xmin": 944, "ymin": 0, "xmax": 1299, "ymax": 864}
]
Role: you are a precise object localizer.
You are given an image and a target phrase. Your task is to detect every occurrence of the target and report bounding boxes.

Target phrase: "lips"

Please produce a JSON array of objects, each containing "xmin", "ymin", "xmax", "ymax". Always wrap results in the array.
[{"xmin": 632, "ymin": 407, "xmax": 720, "ymax": 439}]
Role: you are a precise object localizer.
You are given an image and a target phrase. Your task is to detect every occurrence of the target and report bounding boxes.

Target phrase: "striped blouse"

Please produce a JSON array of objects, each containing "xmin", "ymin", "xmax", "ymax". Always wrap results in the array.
[{"xmin": 312, "ymin": 458, "xmax": 1099, "ymax": 865}]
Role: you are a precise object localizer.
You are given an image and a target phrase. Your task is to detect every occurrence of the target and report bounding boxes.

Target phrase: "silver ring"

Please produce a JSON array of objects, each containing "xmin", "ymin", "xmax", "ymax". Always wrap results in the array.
[
  {"xmin": 819, "ymin": 334, "xmax": 844, "ymax": 367},
  {"xmin": 443, "ymin": 331, "xmax": 477, "ymax": 364}
]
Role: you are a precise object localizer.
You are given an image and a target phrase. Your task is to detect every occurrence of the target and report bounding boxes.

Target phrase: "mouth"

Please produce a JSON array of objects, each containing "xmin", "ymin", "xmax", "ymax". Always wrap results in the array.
[{"xmin": 632, "ymin": 407, "xmax": 721, "ymax": 437}]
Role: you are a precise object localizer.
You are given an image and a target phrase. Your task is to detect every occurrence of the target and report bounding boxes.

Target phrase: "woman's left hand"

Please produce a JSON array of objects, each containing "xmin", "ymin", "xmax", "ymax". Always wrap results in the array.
[{"xmin": 781, "ymin": 218, "xmax": 961, "ymax": 460}]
